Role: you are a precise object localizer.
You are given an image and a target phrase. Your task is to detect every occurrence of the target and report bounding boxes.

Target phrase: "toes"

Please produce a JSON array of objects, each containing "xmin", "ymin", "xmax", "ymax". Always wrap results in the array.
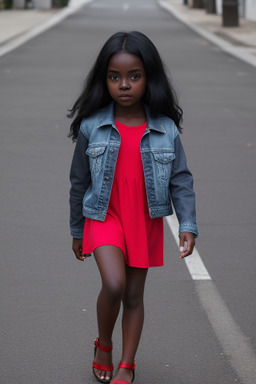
[
  {"xmin": 94, "ymin": 368, "xmax": 103, "ymax": 379},
  {"xmin": 95, "ymin": 369, "xmax": 110, "ymax": 381},
  {"xmin": 99, "ymin": 370, "xmax": 104, "ymax": 380}
]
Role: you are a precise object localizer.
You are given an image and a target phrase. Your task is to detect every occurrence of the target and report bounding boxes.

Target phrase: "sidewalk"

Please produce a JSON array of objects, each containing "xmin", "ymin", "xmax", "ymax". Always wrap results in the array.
[
  {"xmin": 159, "ymin": 0, "xmax": 256, "ymax": 67},
  {"xmin": 1, "ymin": 0, "xmax": 256, "ymax": 66},
  {"xmin": 0, "ymin": 8, "xmax": 59, "ymax": 45},
  {"xmin": 0, "ymin": 0, "xmax": 92, "ymax": 57},
  {"xmin": 0, "ymin": 8, "xmax": 60, "ymax": 45}
]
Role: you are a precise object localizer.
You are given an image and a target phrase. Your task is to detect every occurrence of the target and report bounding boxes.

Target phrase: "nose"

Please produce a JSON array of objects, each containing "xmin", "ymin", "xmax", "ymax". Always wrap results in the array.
[{"xmin": 119, "ymin": 78, "xmax": 130, "ymax": 90}]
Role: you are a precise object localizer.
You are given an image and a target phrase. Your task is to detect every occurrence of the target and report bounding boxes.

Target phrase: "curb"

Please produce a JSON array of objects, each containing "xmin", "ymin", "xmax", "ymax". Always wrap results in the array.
[
  {"xmin": 158, "ymin": 0, "xmax": 256, "ymax": 68},
  {"xmin": 0, "ymin": 0, "xmax": 93, "ymax": 58}
]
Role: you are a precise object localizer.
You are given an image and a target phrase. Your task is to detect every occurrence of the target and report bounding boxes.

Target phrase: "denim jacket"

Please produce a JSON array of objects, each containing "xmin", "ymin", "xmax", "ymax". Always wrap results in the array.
[{"xmin": 69, "ymin": 102, "xmax": 198, "ymax": 239}]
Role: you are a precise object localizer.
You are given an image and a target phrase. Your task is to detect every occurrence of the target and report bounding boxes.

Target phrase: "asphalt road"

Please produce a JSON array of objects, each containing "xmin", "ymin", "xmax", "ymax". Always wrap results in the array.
[{"xmin": 1, "ymin": 1, "xmax": 256, "ymax": 383}]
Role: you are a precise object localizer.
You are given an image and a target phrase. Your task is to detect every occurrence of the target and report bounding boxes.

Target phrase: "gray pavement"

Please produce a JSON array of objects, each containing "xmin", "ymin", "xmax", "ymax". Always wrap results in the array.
[
  {"xmin": 0, "ymin": 8, "xmax": 59, "ymax": 44},
  {"xmin": 0, "ymin": 0, "xmax": 87, "ymax": 44},
  {"xmin": 1, "ymin": 0, "xmax": 256, "ymax": 66},
  {"xmin": 161, "ymin": 0, "xmax": 256, "ymax": 50},
  {"xmin": 1, "ymin": 0, "xmax": 256, "ymax": 383},
  {"xmin": 0, "ymin": 0, "xmax": 92, "ymax": 57},
  {"xmin": 159, "ymin": 0, "xmax": 256, "ymax": 67}
]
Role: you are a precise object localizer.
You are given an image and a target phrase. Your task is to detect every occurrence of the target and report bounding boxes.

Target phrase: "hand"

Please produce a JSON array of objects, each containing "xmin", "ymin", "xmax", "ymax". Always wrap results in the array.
[
  {"xmin": 72, "ymin": 238, "xmax": 91, "ymax": 261},
  {"xmin": 179, "ymin": 232, "xmax": 195, "ymax": 259}
]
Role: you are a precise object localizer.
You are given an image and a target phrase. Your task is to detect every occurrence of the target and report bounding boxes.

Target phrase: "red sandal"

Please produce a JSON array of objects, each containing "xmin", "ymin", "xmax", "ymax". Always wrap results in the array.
[
  {"xmin": 110, "ymin": 361, "xmax": 136, "ymax": 384},
  {"xmin": 92, "ymin": 337, "xmax": 114, "ymax": 383}
]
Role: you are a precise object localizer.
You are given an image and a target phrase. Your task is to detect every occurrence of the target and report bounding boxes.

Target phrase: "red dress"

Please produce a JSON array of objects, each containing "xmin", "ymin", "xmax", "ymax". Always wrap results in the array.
[{"xmin": 82, "ymin": 120, "xmax": 163, "ymax": 268}]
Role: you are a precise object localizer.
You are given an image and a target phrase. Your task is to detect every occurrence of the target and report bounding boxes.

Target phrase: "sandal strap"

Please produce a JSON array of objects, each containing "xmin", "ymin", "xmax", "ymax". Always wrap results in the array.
[
  {"xmin": 94, "ymin": 337, "xmax": 113, "ymax": 352},
  {"xmin": 93, "ymin": 361, "xmax": 114, "ymax": 372},
  {"xmin": 118, "ymin": 361, "xmax": 136, "ymax": 371},
  {"xmin": 110, "ymin": 381, "xmax": 130, "ymax": 384}
]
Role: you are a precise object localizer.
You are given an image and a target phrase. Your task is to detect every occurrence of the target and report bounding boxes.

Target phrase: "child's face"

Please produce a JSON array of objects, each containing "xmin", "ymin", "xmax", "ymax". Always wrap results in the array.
[{"xmin": 106, "ymin": 52, "xmax": 146, "ymax": 109}]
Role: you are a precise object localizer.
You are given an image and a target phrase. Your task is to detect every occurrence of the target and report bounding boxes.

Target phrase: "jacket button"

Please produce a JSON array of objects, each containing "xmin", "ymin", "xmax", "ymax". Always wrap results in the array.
[
  {"xmin": 105, "ymin": 176, "xmax": 110, "ymax": 180},
  {"xmin": 109, "ymin": 149, "xmax": 114, "ymax": 153},
  {"xmin": 164, "ymin": 158, "xmax": 167, "ymax": 162},
  {"xmin": 152, "ymin": 212, "xmax": 155, "ymax": 216}
]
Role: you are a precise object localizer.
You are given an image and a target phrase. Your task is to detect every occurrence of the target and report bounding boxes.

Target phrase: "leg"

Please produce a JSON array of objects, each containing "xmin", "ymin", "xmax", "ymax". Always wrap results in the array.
[
  {"xmin": 112, "ymin": 266, "xmax": 148, "ymax": 383},
  {"xmin": 93, "ymin": 245, "xmax": 126, "ymax": 381}
]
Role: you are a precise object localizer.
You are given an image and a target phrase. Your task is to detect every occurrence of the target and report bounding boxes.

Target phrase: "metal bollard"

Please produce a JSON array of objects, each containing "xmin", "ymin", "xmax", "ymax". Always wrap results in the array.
[{"xmin": 222, "ymin": 0, "xmax": 239, "ymax": 27}]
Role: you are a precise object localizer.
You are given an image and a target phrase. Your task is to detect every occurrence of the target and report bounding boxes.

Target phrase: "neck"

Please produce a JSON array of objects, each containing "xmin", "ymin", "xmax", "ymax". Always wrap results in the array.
[{"xmin": 114, "ymin": 102, "xmax": 146, "ymax": 126}]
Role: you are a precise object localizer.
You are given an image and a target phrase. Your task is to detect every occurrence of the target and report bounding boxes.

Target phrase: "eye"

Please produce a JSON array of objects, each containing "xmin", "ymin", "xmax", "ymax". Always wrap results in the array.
[
  {"xmin": 109, "ymin": 75, "xmax": 119, "ymax": 81},
  {"xmin": 131, "ymin": 74, "xmax": 141, "ymax": 81}
]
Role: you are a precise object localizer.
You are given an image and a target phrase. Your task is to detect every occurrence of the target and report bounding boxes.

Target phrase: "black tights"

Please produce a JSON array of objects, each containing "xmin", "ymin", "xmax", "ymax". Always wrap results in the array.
[{"xmin": 93, "ymin": 245, "xmax": 148, "ymax": 382}]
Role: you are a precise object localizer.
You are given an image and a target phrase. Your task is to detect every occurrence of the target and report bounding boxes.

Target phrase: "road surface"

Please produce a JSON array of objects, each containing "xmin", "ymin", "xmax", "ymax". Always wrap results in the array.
[{"xmin": 1, "ymin": 0, "xmax": 256, "ymax": 383}]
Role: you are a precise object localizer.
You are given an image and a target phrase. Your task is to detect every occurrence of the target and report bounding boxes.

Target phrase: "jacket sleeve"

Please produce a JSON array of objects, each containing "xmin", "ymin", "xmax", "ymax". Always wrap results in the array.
[
  {"xmin": 170, "ymin": 135, "xmax": 198, "ymax": 237},
  {"xmin": 69, "ymin": 129, "xmax": 91, "ymax": 238}
]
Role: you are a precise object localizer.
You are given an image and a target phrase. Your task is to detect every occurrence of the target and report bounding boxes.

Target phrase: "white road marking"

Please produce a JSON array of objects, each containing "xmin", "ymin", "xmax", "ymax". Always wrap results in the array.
[
  {"xmin": 165, "ymin": 214, "xmax": 211, "ymax": 280},
  {"xmin": 166, "ymin": 214, "xmax": 256, "ymax": 382},
  {"xmin": 196, "ymin": 281, "xmax": 256, "ymax": 382}
]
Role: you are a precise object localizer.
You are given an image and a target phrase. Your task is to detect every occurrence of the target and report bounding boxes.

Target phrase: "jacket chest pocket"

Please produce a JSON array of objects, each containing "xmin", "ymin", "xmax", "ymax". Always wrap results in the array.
[
  {"xmin": 86, "ymin": 145, "xmax": 106, "ymax": 175},
  {"xmin": 153, "ymin": 152, "xmax": 176, "ymax": 180}
]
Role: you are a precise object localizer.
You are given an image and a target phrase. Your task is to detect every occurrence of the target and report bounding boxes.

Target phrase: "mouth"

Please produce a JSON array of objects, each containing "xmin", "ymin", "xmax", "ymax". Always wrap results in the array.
[{"xmin": 119, "ymin": 94, "xmax": 132, "ymax": 100}]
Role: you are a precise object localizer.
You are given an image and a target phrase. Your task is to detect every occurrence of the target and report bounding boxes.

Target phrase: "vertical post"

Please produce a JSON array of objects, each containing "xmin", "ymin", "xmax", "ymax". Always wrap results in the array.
[
  {"xmin": 206, "ymin": 0, "xmax": 216, "ymax": 14},
  {"xmin": 222, "ymin": 0, "xmax": 239, "ymax": 27},
  {"xmin": 192, "ymin": 0, "xmax": 204, "ymax": 8}
]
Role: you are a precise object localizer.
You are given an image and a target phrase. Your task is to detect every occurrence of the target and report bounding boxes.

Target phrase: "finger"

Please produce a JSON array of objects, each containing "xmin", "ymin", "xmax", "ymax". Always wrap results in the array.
[
  {"xmin": 180, "ymin": 240, "xmax": 194, "ymax": 258},
  {"xmin": 74, "ymin": 248, "xmax": 86, "ymax": 261},
  {"xmin": 77, "ymin": 254, "xmax": 90, "ymax": 261},
  {"xmin": 77, "ymin": 254, "xmax": 86, "ymax": 261},
  {"xmin": 179, "ymin": 249, "xmax": 190, "ymax": 258},
  {"xmin": 179, "ymin": 241, "xmax": 187, "ymax": 254},
  {"xmin": 179, "ymin": 237, "xmax": 185, "ymax": 253}
]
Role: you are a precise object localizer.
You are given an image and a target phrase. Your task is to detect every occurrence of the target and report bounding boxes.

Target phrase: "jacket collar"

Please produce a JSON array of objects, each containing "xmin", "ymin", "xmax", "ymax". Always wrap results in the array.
[{"xmin": 96, "ymin": 102, "xmax": 166, "ymax": 133}]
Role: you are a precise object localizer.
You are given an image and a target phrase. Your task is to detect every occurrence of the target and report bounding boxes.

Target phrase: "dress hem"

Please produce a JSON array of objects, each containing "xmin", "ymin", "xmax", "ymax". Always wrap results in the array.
[{"xmin": 83, "ymin": 244, "xmax": 164, "ymax": 268}]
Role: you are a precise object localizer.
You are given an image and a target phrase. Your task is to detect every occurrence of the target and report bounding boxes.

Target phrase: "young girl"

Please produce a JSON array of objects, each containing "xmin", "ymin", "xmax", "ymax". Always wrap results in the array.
[{"xmin": 68, "ymin": 31, "xmax": 198, "ymax": 384}]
